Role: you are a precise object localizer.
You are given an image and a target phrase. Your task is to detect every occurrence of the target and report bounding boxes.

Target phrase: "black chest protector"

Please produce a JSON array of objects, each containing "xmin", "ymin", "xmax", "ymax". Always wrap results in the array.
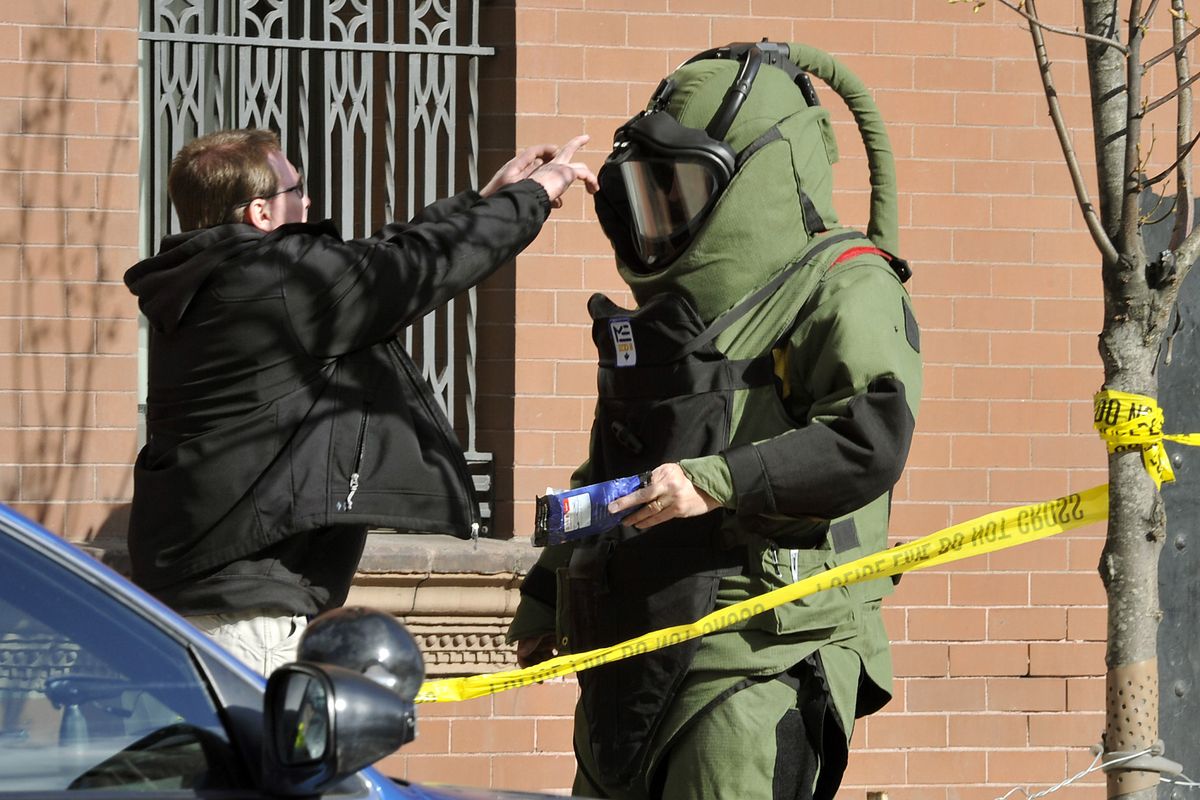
[
  {"xmin": 567, "ymin": 290, "xmax": 775, "ymax": 789},
  {"xmin": 566, "ymin": 232, "xmax": 864, "ymax": 788}
]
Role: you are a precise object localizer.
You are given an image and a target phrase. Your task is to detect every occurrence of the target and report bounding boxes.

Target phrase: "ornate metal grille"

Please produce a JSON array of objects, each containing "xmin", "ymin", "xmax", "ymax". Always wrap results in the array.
[{"xmin": 138, "ymin": 0, "xmax": 496, "ymax": 518}]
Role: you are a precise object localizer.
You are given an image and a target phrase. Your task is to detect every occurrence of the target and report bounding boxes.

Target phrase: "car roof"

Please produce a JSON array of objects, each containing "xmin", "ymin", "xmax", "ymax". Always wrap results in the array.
[
  {"xmin": 0, "ymin": 504, "xmax": 572, "ymax": 800},
  {"xmin": 0, "ymin": 502, "xmax": 266, "ymax": 685}
]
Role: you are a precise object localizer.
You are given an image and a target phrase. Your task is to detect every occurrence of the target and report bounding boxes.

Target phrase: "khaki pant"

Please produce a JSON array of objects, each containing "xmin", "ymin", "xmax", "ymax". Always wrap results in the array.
[{"xmin": 186, "ymin": 610, "xmax": 307, "ymax": 676}]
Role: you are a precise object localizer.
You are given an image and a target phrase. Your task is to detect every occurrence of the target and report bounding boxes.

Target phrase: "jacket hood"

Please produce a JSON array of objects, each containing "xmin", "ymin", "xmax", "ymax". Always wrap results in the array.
[
  {"xmin": 615, "ymin": 59, "xmax": 840, "ymax": 322},
  {"xmin": 125, "ymin": 225, "xmax": 264, "ymax": 334}
]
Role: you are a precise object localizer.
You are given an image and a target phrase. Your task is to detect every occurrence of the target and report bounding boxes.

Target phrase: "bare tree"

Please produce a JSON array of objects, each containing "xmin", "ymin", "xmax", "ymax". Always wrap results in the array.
[{"xmin": 954, "ymin": 1, "xmax": 1200, "ymax": 797}]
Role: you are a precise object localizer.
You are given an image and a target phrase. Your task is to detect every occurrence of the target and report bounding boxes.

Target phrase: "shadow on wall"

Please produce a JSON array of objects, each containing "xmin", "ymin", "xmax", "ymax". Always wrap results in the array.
[
  {"xmin": 85, "ymin": 505, "xmax": 134, "ymax": 573},
  {"xmin": 3, "ymin": 0, "xmax": 140, "ymax": 542},
  {"xmin": 471, "ymin": 1, "xmax": 519, "ymax": 539}
]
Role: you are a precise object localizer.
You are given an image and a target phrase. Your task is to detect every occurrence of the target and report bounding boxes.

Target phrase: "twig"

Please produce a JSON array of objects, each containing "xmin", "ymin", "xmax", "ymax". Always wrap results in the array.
[
  {"xmin": 1142, "ymin": 25, "xmax": 1200, "ymax": 69},
  {"xmin": 1140, "ymin": 182, "xmax": 1177, "ymax": 225},
  {"xmin": 1142, "ymin": 130, "xmax": 1200, "ymax": 187},
  {"xmin": 1023, "ymin": 0, "xmax": 1120, "ymax": 263},
  {"xmin": 1143, "ymin": 69, "xmax": 1200, "ymax": 114},
  {"xmin": 1139, "ymin": 0, "xmax": 1164, "ymax": 33},
  {"xmin": 994, "ymin": 0, "xmax": 1130, "ymax": 53},
  {"xmin": 1140, "ymin": 126, "xmax": 1158, "ymax": 172},
  {"xmin": 1170, "ymin": 0, "xmax": 1199, "ymax": 266}
]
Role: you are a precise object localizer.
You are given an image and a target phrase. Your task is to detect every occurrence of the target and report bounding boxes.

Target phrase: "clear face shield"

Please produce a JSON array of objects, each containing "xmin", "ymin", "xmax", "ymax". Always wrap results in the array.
[
  {"xmin": 594, "ymin": 43, "xmax": 784, "ymax": 274},
  {"xmin": 616, "ymin": 155, "xmax": 726, "ymax": 269},
  {"xmin": 595, "ymin": 110, "xmax": 739, "ymax": 274}
]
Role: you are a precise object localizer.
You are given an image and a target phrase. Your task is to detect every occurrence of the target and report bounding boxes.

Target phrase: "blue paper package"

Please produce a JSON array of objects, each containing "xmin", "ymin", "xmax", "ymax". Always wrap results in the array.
[{"xmin": 533, "ymin": 473, "xmax": 648, "ymax": 547}]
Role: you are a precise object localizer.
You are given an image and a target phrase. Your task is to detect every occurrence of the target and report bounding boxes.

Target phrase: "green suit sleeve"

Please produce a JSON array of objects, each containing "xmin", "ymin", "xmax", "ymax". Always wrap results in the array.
[{"xmin": 719, "ymin": 256, "xmax": 921, "ymax": 519}]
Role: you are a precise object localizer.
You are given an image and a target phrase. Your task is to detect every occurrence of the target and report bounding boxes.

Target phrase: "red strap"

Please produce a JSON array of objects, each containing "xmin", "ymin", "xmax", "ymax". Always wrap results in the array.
[{"xmin": 831, "ymin": 246, "xmax": 888, "ymax": 267}]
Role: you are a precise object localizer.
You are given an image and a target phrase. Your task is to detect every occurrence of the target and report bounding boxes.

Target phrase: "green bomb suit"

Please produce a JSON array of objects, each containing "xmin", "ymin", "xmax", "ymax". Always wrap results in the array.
[{"xmin": 509, "ymin": 47, "xmax": 922, "ymax": 800}]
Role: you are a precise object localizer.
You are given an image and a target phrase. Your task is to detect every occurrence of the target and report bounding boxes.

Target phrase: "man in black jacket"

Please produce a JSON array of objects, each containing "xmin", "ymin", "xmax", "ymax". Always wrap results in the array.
[{"xmin": 126, "ymin": 128, "xmax": 595, "ymax": 674}]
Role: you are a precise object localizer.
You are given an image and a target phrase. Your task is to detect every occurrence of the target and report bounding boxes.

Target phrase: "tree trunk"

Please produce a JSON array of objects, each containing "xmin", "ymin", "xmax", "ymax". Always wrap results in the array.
[{"xmin": 1085, "ymin": 1, "xmax": 1168, "ymax": 797}]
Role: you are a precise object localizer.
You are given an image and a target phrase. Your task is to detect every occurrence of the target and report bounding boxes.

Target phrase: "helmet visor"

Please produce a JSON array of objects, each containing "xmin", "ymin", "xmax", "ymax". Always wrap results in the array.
[{"xmin": 617, "ymin": 156, "xmax": 724, "ymax": 269}]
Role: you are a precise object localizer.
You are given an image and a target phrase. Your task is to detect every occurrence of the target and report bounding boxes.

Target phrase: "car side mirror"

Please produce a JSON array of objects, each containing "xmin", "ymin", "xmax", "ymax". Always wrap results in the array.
[{"xmin": 262, "ymin": 662, "xmax": 417, "ymax": 796}]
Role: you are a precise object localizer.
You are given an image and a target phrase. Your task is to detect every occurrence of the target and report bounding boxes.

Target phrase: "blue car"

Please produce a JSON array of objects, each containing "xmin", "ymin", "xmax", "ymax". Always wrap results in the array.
[{"xmin": 0, "ymin": 503, "xmax": 564, "ymax": 799}]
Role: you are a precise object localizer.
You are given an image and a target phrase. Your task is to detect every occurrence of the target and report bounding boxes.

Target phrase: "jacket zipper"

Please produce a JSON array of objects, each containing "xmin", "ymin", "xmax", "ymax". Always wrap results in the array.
[{"xmin": 345, "ymin": 402, "xmax": 371, "ymax": 511}]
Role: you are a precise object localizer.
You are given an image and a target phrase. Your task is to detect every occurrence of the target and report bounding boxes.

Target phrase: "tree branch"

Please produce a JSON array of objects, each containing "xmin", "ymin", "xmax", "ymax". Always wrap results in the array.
[
  {"xmin": 1140, "ymin": 181, "xmax": 1177, "ymax": 222},
  {"xmin": 1023, "ymin": 0, "xmax": 1120, "ymax": 263},
  {"xmin": 994, "ymin": 0, "xmax": 1130, "ymax": 53},
  {"xmin": 1138, "ymin": 0, "xmax": 1164, "ymax": 32},
  {"xmin": 1142, "ymin": 68, "xmax": 1200, "ymax": 114},
  {"xmin": 1142, "ymin": 24, "xmax": 1200, "ymax": 69},
  {"xmin": 1083, "ymin": 0, "xmax": 1132, "ymax": 243},
  {"xmin": 1141, "ymin": 129, "xmax": 1200, "ymax": 187},
  {"xmin": 1120, "ymin": 0, "xmax": 1148, "ymax": 258},
  {"xmin": 1169, "ymin": 0, "xmax": 1197, "ymax": 263}
]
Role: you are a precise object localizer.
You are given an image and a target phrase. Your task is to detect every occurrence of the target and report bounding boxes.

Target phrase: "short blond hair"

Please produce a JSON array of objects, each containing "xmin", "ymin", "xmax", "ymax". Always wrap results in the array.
[{"xmin": 167, "ymin": 129, "xmax": 281, "ymax": 231}]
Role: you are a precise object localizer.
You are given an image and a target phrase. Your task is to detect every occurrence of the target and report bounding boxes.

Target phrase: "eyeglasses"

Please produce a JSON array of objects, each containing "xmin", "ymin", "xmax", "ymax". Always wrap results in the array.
[
  {"xmin": 263, "ymin": 174, "xmax": 305, "ymax": 201},
  {"xmin": 232, "ymin": 174, "xmax": 305, "ymax": 210}
]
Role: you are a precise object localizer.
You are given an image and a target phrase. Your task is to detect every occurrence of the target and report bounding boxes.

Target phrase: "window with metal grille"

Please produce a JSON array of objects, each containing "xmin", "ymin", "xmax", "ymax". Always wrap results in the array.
[{"xmin": 137, "ymin": 0, "xmax": 497, "ymax": 526}]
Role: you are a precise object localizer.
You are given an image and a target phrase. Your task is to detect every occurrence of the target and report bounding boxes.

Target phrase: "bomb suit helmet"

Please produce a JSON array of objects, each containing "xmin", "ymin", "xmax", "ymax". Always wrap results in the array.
[{"xmin": 594, "ymin": 41, "xmax": 905, "ymax": 320}]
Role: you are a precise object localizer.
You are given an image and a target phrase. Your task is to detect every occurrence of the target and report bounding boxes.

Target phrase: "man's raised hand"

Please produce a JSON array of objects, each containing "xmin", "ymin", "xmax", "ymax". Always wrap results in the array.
[
  {"xmin": 527, "ymin": 134, "xmax": 599, "ymax": 207},
  {"xmin": 481, "ymin": 135, "xmax": 599, "ymax": 208}
]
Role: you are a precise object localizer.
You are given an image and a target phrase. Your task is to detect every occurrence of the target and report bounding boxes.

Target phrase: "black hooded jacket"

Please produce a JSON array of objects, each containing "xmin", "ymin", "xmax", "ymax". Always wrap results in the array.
[{"xmin": 125, "ymin": 180, "xmax": 550, "ymax": 602}]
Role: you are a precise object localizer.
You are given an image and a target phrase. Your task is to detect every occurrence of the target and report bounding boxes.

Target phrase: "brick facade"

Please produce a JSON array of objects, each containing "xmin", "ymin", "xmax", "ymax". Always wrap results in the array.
[
  {"xmin": 1, "ymin": 1, "xmax": 140, "ymax": 541},
  {"xmin": 1, "ymin": 1, "xmax": 1139, "ymax": 796}
]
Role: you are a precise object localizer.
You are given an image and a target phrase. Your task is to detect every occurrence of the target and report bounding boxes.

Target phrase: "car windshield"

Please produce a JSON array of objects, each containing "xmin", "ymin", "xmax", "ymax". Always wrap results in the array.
[{"xmin": 0, "ymin": 524, "xmax": 238, "ymax": 793}]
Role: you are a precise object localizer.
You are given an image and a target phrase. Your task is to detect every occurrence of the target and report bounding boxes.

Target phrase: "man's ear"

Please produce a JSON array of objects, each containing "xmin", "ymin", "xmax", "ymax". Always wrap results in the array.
[{"xmin": 241, "ymin": 198, "xmax": 273, "ymax": 232}]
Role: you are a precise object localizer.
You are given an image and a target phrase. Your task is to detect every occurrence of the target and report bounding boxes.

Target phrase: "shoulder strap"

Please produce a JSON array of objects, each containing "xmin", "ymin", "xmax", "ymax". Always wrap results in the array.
[
  {"xmin": 671, "ymin": 230, "xmax": 863, "ymax": 361},
  {"xmin": 773, "ymin": 238, "xmax": 905, "ymax": 359}
]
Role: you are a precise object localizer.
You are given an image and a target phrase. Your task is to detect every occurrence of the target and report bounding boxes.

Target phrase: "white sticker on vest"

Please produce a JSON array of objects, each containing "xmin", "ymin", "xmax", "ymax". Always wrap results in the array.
[
  {"xmin": 562, "ymin": 493, "xmax": 592, "ymax": 532},
  {"xmin": 609, "ymin": 318, "xmax": 636, "ymax": 367}
]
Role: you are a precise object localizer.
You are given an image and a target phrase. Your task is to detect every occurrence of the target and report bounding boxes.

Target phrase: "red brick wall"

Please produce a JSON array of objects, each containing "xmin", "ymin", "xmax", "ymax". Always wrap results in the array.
[
  {"xmin": 0, "ymin": 1, "xmax": 1149, "ymax": 797},
  {"xmin": 0, "ymin": 1, "xmax": 141, "ymax": 541},
  {"xmin": 379, "ymin": 681, "xmax": 580, "ymax": 792},
  {"xmin": 489, "ymin": 2, "xmax": 1113, "ymax": 798}
]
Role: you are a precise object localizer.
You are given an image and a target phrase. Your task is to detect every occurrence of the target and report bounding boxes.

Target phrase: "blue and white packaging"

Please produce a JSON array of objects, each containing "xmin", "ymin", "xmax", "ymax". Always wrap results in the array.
[{"xmin": 533, "ymin": 473, "xmax": 648, "ymax": 547}]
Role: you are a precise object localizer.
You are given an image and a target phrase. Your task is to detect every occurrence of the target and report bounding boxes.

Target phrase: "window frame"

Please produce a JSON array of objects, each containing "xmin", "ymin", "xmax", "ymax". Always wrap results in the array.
[{"xmin": 0, "ymin": 510, "xmax": 256, "ymax": 795}]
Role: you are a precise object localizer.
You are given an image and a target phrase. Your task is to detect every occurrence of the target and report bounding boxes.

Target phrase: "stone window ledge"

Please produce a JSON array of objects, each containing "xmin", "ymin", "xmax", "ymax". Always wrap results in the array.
[{"xmin": 348, "ymin": 532, "xmax": 540, "ymax": 677}]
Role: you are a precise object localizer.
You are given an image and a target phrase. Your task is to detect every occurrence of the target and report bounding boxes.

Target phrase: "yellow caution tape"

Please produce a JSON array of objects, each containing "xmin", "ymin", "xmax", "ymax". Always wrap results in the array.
[
  {"xmin": 413, "ymin": 390, "xmax": 1198, "ymax": 704},
  {"xmin": 1094, "ymin": 390, "xmax": 1200, "ymax": 488},
  {"xmin": 416, "ymin": 484, "xmax": 1108, "ymax": 703}
]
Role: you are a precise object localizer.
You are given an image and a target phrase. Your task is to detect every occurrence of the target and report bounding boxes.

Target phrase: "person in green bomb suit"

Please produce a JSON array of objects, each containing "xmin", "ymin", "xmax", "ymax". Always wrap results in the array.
[{"xmin": 508, "ymin": 41, "xmax": 923, "ymax": 800}]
